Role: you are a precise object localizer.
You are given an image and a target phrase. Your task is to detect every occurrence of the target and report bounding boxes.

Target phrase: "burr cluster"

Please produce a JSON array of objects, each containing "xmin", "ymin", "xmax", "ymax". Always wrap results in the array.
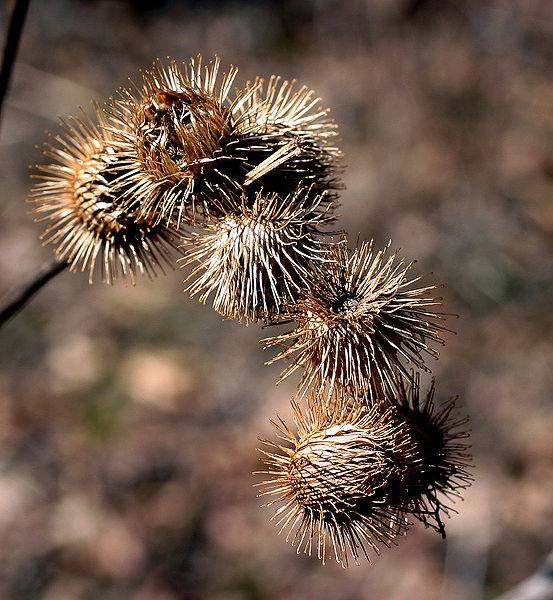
[{"xmin": 29, "ymin": 55, "xmax": 472, "ymax": 567}]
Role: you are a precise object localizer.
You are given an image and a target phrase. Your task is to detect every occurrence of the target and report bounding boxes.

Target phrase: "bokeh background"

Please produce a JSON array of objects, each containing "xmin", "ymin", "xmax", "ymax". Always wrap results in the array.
[{"xmin": 1, "ymin": 1, "xmax": 552, "ymax": 599}]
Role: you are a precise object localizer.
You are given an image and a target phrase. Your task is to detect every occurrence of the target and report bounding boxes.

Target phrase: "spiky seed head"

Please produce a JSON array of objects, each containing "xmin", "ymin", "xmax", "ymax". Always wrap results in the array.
[
  {"xmin": 383, "ymin": 375, "xmax": 473, "ymax": 537},
  {"xmin": 264, "ymin": 239, "xmax": 448, "ymax": 397},
  {"xmin": 106, "ymin": 58, "xmax": 342, "ymax": 227},
  {"xmin": 256, "ymin": 393, "xmax": 410, "ymax": 567},
  {"xmin": 106, "ymin": 55, "xmax": 241, "ymax": 226},
  {"xmin": 182, "ymin": 186, "xmax": 335, "ymax": 322},
  {"xmin": 29, "ymin": 106, "xmax": 180, "ymax": 284},
  {"xmin": 233, "ymin": 75, "xmax": 342, "ymax": 197}
]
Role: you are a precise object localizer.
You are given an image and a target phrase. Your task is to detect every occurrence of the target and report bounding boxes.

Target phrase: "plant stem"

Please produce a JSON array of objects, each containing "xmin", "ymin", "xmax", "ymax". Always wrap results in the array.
[
  {"xmin": 0, "ymin": 259, "xmax": 67, "ymax": 328},
  {"xmin": 0, "ymin": 0, "xmax": 54, "ymax": 330},
  {"xmin": 0, "ymin": 0, "xmax": 31, "ymax": 128}
]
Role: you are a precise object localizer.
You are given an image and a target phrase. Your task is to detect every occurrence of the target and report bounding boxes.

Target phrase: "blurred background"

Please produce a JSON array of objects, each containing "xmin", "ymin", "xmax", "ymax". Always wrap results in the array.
[{"xmin": 0, "ymin": 0, "xmax": 552, "ymax": 598}]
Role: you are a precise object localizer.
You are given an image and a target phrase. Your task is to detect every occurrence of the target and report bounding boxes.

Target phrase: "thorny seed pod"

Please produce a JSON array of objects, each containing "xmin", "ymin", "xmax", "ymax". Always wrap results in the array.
[
  {"xmin": 233, "ymin": 75, "xmax": 342, "ymax": 195},
  {"xmin": 106, "ymin": 56, "xmax": 341, "ymax": 226},
  {"xmin": 182, "ymin": 186, "xmax": 334, "ymax": 322},
  {"xmin": 107, "ymin": 56, "xmax": 240, "ymax": 226},
  {"xmin": 256, "ymin": 393, "xmax": 410, "ymax": 567},
  {"xmin": 263, "ymin": 239, "xmax": 447, "ymax": 397},
  {"xmin": 257, "ymin": 381, "xmax": 472, "ymax": 566},
  {"xmin": 383, "ymin": 374, "xmax": 473, "ymax": 537},
  {"xmin": 29, "ymin": 106, "xmax": 180, "ymax": 284}
]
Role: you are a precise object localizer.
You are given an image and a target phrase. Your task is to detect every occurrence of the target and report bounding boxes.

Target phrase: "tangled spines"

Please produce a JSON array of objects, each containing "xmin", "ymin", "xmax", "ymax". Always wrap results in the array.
[
  {"xmin": 30, "ymin": 107, "xmax": 179, "ymax": 284},
  {"xmin": 257, "ymin": 383, "xmax": 472, "ymax": 566},
  {"xmin": 183, "ymin": 187, "xmax": 335, "ymax": 322},
  {"xmin": 384, "ymin": 375, "xmax": 473, "ymax": 536},
  {"xmin": 264, "ymin": 239, "xmax": 447, "ymax": 396},
  {"xmin": 107, "ymin": 56, "xmax": 341, "ymax": 227},
  {"xmin": 256, "ymin": 394, "xmax": 410, "ymax": 567},
  {"xmin": 27, "ymin": 55, "xmax": 472, "ymax": 567},
  {"xmin": 232, "ymin": 75, "xmax": 342, "ymax": 196}
]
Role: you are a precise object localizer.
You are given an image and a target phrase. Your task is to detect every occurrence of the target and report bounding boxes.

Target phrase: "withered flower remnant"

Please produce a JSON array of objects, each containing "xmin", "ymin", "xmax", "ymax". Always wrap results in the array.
[
  {"xmin": 182, "ymin": 186, "xmax": 335, "ymax": 322},
  {"xmin": 264, "ymin": 239, "xmax": 447, "ymax": 396},
  {"xmin": 30, "ymin": 107, "xmax": 179, "ymax": 284},
  {"xmin": 256, "ymin": 393, "xmax": 410, "ymax": 567}
]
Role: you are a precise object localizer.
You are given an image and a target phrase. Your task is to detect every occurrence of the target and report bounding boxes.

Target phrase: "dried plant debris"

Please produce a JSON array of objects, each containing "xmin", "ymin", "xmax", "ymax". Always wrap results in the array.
[
  {"xmin": 107, "ymin": 56, "xmax": 342, "ymax": 227},
  {"xmin": 182, "ymin": 186, "xmax": 335, "ymax": 322},
  {"xmin": 264, "ymin": 239, "xmax": 447, "ymax": 396},
  {"xmin": 30, "ymin": 106, "xmax": 180, "ymax": 284}
]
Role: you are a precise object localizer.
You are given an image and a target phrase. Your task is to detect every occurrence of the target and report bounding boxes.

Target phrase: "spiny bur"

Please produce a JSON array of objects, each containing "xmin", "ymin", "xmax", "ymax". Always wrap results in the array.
[
  {"xmin": 382, "ymin": 374, "xmax": 473, "ymax": 537},
  {"xmin": 30, "ymin": 105, "xmax": 180, "ymax": 284},
  {"xmin": 256, "ymin": 392, "xmax": 410, "ymax": 567},
  {"xmin": 107, "ymin": 56, "xmax": 241, "ymax": 226},
  {"xmin": 183, "ymin": 186, "xmax": 335, "ymax": 322},
  {"xmin": 264, "ymin": 238, "xmax": 447, "ymax": 397},
  {"xmin": 233, "ymin": 75, "xmax": 342, "ymax": 197}
]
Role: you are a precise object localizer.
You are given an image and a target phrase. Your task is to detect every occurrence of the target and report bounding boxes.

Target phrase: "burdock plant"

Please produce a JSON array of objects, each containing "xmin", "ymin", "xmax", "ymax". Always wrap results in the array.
[
  {"xmin": 264, "ymin": 239, "xmax": 448, "ymax": 396},
  {"xmin": 183, "ymin": 185, "xmax": 335, "ymax": 322},
  {"xmin": 0, "ymin": 48, "xmax": 472, "ymax": 569},
  {"xmin": 29, "ymin": 106, "xmax": 181, "ymax": 284}
]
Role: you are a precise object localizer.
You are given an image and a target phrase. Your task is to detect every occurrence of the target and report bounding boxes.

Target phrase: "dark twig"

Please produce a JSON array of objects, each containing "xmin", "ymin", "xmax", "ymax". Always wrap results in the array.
[
  {"xmin": 0, "ymin": 259, "xmax": 67, "ymax": 328},
  {"xmin": 0, "ymin": 0, "xmax": 31, "ymax": 128}
]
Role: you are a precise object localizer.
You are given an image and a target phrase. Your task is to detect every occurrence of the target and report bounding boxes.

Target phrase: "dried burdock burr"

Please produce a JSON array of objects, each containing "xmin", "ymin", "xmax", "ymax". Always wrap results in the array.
[
  {"xmin": 264, "ymin": 239, "xmax": 447, "ymax": 396},
  {"xmin": 29, "ymin": 106, "xmax": 180, "ymax": 284},
  {"xmin": 182, "ymin": 186, "xmax": 335, "ymax": 322},
  {"xmin": 107, "ymin": 55, "xmax": 241, "ymax": 226},
  {"xmin": 233, "ymin": 75, "xmax": 342, "ymax": 196},
  {"xmin": 256, "ymin": 392, "xmax": 410, "ymax": 567},
  {"xmin": 257, "ymin": 379, "xmax": 472, "ymax": 566},
  {"xmin": 107, "ymin": 56, "xmax": 342, "ymax": 227},
  {"xmin": 383, "ymin": 374, "xmax": 473, "ymax": 537}
]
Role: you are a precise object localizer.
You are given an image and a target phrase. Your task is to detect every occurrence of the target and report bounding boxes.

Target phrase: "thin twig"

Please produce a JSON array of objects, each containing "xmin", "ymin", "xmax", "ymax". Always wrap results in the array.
[
  {"xmin": 0, "ymin": 0, "xmax": 31, "ymax": 128},
  {"xmin": 0, "ymin": 0, "xmax": 57, "ymax": 330},
  {"xmin": 0, "ymin": 259, "xmax": 67, "ymax": 328}
]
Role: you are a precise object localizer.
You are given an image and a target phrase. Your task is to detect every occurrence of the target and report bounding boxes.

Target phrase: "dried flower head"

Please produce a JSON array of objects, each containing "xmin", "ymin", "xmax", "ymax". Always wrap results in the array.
[
  {"xmin": 264, "ymin": 239, "xmax": 447, "ymax": 396},
  {"xmin": 233, "ymin": 75, "xmax": 342, "ymax": 194},
  {"xmin": 257, "ymin": 380, "xmax": 471, "ymax": 565},
  {"xmin": 107, "ymin": 56, "xmax": 240, "ymax": 225},
  {"xmin": 384, "ymin": 375, "xmax": 473, "ymax": 537},
  {"xmin": 256, "ymin": 393, "xmax": 410, "ymax": 567},
  {"xmin": 30, "ymin": 107, "xmax": 179, "ymax": 284},
  {"xmin": 182, "ymin": 186, "xmax": 334, "ymax": 322},
  {"xmin": 107, "ymin": 56, "xmax": 341, "ymax": 226}
]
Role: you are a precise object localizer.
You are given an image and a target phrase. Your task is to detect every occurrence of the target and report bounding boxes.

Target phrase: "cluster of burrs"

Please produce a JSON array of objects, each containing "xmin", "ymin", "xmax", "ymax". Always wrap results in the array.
[{"xmin": 29, "ymin": 55, "xmax": 472, "ymax": 567}]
